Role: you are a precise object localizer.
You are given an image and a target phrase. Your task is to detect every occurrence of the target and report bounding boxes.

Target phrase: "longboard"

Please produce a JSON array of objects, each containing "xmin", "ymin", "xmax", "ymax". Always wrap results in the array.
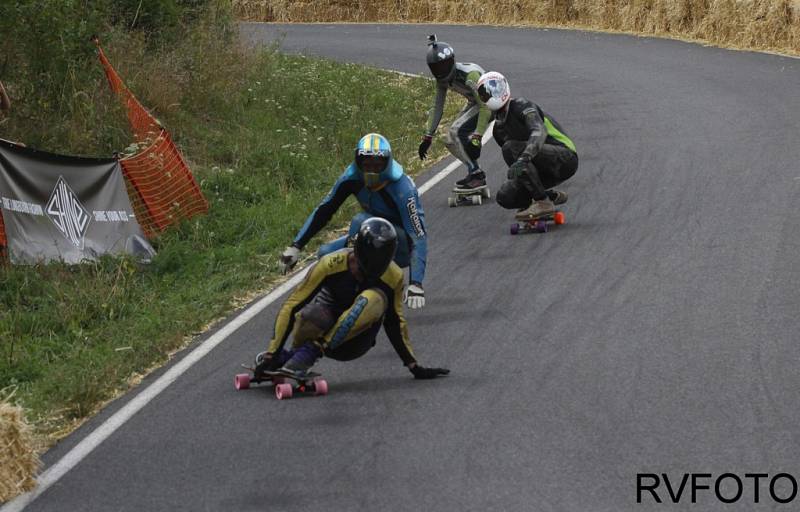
[
  {"xmin": 234, "ymin": 365, "xmax": 328, "ymax": 400},
  {"xmin": 448, "ymin": 185, "xmax": 490, "ymax": 207},
  {"xmin": 510, "ymin": 210, "xmax": 566, "ymax": 235}
]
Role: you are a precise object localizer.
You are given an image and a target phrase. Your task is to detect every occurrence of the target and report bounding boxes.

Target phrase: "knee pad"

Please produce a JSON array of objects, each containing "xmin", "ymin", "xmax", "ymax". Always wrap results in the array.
[
  {"xmin": 495, "ymin": 187, "xmax": 514, "ymax": 209},
  {"xmin": 361, "ymin": 288, "xmax": 387, "ymax": 312},
  {"xmin": 326, "ymin": 288, "xmax": 387, "ymax": 350},
  {"xmin": 443, "ymin": 130, "xmax": 458, "ymax": 152},
  {"xmin": 495, "ymin": 182, "xmax": 530, "ymax": 210}
]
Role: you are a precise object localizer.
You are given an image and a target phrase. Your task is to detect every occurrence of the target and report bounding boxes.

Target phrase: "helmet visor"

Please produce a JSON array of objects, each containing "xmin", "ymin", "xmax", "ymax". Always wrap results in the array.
[
  {"xmin": 478, "ymin": 78, "xmax": 507, "ymax": 104},
  {"xmin": 355, "ymin": 221, "xmax": 398, "ymax": 279},
  {"xmin": 428, "ymin": 58, "xmax": 454, "ymax": 79}
]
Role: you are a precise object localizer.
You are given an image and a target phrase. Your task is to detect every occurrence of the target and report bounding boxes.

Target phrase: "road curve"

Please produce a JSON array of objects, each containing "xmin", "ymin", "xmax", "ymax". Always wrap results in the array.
[{"xmin": 14, "ymin": 23, "xmax": 800, "ymax": 512}]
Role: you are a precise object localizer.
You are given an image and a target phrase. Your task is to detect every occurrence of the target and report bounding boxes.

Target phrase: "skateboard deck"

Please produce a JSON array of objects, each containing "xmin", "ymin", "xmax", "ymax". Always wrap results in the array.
[
  {"xmin": 234, "ymin": 365, "xmax": 327, "ymax": 399},
  {"xmin": 448, "ymin": 185, "xmax": 490, "ymax": 207},
  {"xmin": 510, "ymin": 210, "xmax": 566, "ymax": 235}
]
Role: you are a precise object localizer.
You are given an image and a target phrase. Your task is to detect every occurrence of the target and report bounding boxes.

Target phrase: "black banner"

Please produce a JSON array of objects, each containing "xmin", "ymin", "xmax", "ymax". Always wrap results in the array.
[{"xmin": 0, "ymin": 139, "xmax": 152, "ymax": 264}]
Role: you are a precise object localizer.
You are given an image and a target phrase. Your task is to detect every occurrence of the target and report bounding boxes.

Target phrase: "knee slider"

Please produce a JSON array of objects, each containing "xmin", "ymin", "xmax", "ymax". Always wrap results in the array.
[{"xmin": 495, "ymin": 185, "xmax": 514, "ymax": 208}]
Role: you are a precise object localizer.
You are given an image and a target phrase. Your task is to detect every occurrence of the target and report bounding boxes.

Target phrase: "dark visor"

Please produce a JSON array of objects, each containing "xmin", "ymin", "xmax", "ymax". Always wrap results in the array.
[
  {"xmin": 428, "ymin": 58, "xmax": 453, "ymax": 79},
  {"xmin": 478, "ymin": 84, "xmax": 492, "ymax": 102}
]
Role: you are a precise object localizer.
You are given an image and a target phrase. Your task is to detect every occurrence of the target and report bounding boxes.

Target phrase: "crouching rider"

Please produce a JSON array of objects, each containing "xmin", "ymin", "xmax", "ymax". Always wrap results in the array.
[{"xmin": 257, "ymin": 217, "xmax": 449, "ymax": 380}]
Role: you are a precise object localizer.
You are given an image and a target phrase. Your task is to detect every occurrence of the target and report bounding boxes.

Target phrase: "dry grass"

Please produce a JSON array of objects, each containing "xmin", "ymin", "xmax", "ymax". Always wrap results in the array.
[
  {"xmin": 0, "ymin": 395, "xmax": 40, "ymax": 504},
  {"xmin": 233, "ymin": 0, "xmax": 800, "ymax": 55}
]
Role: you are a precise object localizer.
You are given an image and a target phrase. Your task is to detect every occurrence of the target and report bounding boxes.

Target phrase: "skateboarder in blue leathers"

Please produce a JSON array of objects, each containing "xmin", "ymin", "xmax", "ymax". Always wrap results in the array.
[
  {"xmin": 280, "ymin": 133, "xmax": 428, "ymax": 309},
  {"xmin": 418, "ymin": 35, "xmax": 492, "ymax": 191}
]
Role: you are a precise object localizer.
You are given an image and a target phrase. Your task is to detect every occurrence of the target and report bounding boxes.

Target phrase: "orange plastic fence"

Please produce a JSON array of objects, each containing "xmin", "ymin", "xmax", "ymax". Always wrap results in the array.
[
  {"xmin": 0, "ymin": 211, "xmax": 5, "ymax": 258},
  {"xmin": 95, "ymin": 40, "xmax": 208, "ymax": 237}
]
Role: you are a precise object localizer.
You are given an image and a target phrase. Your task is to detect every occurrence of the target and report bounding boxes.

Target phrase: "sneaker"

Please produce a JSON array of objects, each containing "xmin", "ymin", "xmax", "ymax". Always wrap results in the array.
[
  {"xmin": 547, "ymin": 189, "xmax": 568, "ymax": 205},
  {"xmin": 454, "ymin": 170, "xmax": 486, "ymax": 191},
  {"xmin": 515, "ymin": 198, "xmax": 555, "ymax": 220},
  {"xmin": 254, "ymin": 350, "xmax": 291, "ymax": 377},
  {"xmin": 280, "ymin": 342, "xmax": 322, "ymax": 376}
]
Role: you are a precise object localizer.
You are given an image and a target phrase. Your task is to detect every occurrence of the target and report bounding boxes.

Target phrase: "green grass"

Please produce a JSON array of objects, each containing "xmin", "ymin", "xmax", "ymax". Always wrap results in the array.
[{"xmin": 0, "ymin": 39, "xmax": 460, "ymax": 444}]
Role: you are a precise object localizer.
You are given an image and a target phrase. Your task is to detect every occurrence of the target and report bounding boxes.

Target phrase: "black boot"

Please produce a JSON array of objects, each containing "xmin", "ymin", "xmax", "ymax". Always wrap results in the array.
[{"xmin": 454, "ymin": 170, "xmax": 486, "ymax": 190}]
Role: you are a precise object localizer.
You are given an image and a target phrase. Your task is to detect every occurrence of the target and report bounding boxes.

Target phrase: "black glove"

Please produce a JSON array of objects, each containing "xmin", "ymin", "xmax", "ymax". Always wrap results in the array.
[
  {"xmin": 507, "ymin": 157, "xmax": 530, "ymax": 180},
  {"xmin": 418, "ymin": 135, "xmax": 433, "ymax": 160},
  {"xmin": 409, "ymin": 364, "xmax": 450, "ymax": 380}
]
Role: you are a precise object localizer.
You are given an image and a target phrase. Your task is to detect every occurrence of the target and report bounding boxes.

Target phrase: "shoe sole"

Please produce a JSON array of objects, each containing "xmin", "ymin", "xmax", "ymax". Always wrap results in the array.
[
  {"xmin": 515, "ymin": 210, "xmax": 555, "ymax": 221},
  {"xmin": 453, "ymin": 185, "xmax": 487, "ymax": 193}
]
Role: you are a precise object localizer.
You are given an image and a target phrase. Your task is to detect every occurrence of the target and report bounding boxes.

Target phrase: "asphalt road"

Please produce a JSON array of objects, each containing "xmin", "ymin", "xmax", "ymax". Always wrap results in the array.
[{"xmin": 14, "ymin": 24, "xmax": 800, "ymax": 512}]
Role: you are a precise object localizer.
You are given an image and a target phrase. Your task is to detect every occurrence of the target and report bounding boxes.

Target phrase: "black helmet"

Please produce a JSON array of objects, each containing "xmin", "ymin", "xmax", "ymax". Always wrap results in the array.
[
  {"xmin": 426, "ymin": 35, "xmax": 455, "ymax": 81},
  {"xmin": 354, "ymin": 217, "xmax": 397, "ymax": 280}
]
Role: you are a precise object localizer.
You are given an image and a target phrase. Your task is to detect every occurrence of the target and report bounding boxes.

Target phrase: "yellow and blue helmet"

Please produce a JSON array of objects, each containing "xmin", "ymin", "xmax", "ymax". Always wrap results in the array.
[{"xmin": 355, "ymin": 133, "xmax": 403, "ymax": 190}]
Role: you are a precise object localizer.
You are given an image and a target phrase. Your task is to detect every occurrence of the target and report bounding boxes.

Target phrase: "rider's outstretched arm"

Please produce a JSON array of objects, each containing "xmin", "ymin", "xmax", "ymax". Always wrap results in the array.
[
  {"xmin": 425, "ymin": 83, "xmax": 448, "ymax": 137},
  {"xmin": 382, "ymin": 271, "xmax": 417, "ymax": 366},
  {"xmin": 396, "ymin": 177, "xmax": 428, "ymax": 286},
  {"xmin": 293, "ymin": 169, "xmax": 361, "ymax": 249}
]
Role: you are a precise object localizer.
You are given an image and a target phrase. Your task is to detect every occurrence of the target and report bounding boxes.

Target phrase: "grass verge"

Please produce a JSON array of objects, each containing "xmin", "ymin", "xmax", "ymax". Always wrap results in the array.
[{"xmin": 0, "ymin": 32, "xmax": 460, "ymax": 447}]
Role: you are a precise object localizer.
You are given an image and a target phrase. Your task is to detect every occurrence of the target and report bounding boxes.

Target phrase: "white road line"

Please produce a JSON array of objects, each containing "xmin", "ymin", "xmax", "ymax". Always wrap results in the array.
[
  {"xmin": 394, "ymin": 70, "xmax": 424, "ymax": 79},
  {"xmin": 1, "ymin": 121, "xmax": 494, "ymax": 512}
]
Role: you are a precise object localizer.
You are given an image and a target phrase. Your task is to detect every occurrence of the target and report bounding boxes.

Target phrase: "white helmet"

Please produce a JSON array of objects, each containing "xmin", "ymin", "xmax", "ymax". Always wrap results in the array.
[{"xmin": 477, "ymin": 71, "xmax": 511, "ymax": 111}]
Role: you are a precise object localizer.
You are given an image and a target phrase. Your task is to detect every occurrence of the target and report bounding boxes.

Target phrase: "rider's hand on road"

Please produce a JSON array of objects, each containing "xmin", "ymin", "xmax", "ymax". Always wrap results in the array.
[
  {"xmin": 404, "ymin": 282, "xmax": 425, "ymax": 309},
  {"xmin": 280, "ymin": 245, "xmax": 300, "ymax": 274},
  {"xmin": 409, "ymin": 363, "xmax": 450, "ymax": 379}
]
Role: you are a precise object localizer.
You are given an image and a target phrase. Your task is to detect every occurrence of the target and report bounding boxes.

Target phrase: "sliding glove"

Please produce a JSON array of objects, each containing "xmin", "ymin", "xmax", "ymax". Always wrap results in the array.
[
  {"xmin": 409, "ymin": 364, "xmax": 450, "ymax": 380},
  {"xmin": 404, "ymin": 282, "xmax": 425, "ymax": 309}
]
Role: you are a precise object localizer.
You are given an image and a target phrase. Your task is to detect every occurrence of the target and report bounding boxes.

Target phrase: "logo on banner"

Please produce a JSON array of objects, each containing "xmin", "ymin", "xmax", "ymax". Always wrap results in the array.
[{"xmin": 46, "ymin": 176, "xmax": 90, "ymax": 248}]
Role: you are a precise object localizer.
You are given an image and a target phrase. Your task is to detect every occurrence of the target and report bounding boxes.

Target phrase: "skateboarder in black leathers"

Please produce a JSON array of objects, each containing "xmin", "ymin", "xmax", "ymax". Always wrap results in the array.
[
  {"xmin": 418, "ymin": 35, "xmax": 492, "ymax": 191},
  {"xmin": 255, "ymin": 217, "xmax": 449, "ymax": 381},
  {"xmin": 476, "ymin": 71, "xmax": 579, "ymax": 220}
]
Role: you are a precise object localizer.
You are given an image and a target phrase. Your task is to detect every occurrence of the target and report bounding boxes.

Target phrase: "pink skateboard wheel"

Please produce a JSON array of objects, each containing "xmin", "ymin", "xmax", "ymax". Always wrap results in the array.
[
  {"xmin": 275, "ymin": 383, "xmax": 293, "ymax": 400},
  {"xmin": 234, "ymin": 373, "xmax": 250, "ymax": 390},
  {"xmin": 314, "ymin": 378, "xmax": 329, "ymax": 396}
]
